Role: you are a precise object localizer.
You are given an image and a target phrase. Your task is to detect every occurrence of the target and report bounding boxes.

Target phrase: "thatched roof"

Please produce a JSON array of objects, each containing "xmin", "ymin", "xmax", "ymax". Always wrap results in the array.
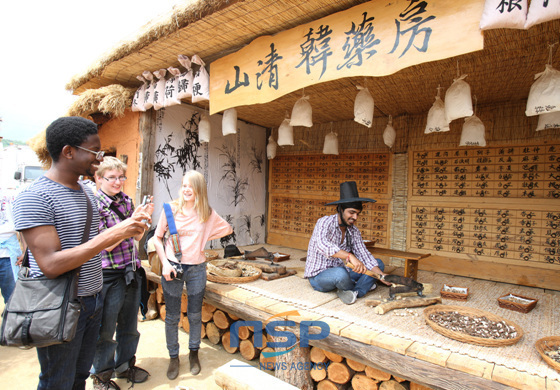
[{"xmin": 66, "ymin": 0, "xmax": 560, "ymax": 129}]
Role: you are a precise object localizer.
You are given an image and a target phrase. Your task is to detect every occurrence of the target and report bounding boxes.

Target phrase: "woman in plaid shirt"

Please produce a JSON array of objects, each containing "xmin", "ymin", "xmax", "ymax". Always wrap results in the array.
[{"xmin": 91, "ymin": 157, "xmax": 153, "ymax": 389}]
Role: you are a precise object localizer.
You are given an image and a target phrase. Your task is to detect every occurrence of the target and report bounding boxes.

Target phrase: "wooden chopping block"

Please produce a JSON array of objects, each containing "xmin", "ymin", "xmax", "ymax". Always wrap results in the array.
[
  {"xmin": 248, "ymin": 261, "xmax": 287, "ymax": 274},
  {"xmin": 260, "ymin": 269, "xmax": 297, "ymax": 281}
]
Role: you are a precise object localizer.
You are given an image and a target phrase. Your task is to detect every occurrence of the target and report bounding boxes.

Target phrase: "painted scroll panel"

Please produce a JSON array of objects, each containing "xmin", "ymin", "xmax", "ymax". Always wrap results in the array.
[
  {"xmin": 152, "ymin": 104, "xmax": 267, "ymax": 249},
  {"xmin": 210, "ymin": 0, "xmax": 484, "ymax": 114}
]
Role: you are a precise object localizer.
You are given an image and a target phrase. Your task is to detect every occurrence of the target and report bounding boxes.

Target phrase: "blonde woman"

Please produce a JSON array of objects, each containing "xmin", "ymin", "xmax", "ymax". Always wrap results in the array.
[{"xmin": 153, "ymin": 170, "xmax": 232, "ymax": 379}]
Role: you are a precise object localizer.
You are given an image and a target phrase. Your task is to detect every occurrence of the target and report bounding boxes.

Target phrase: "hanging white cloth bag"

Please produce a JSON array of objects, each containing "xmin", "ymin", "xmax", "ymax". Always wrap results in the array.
[
  {"xmin": 383, "ymin": 117, "xmax": 396, "ymax": 148},
  {"xmin": 267, "ymin": 136, "xmax": 278, "ymax": 160},
  {"xmin": 199, "ymin": 113, "xmax": 211, "ymax": 143},
  {"xmin": 480, "ymin": 0, "xmax": 527, "ymax": 30},
  {"xmin": 152, "ymin": 69, "xmax": 167, "ymax": 111},
  {"xmin": 131, "ymin": 75, "xmax": 147, "ymax": 112},
  {"xmin": 191, "ymin": 55, "xmax": 210, "ymax": 103},
  {"xmin": 323, "ymin": 131, "xmax": 339, "ymax": 155},
  {"xmin": 142, "ymin": 71, "xmax": 155, "ymax": 110},
  {"xmin": 425, "ymin": 93, "xmax": 450, "ymax": 133},
  {"xmin": 354, "ymin": 85, "xmax": 374, "ymax": 128},
  {"xmin": 277, "ymin": 118, "xmax": 294, "ymax": 146},
  {"xmin": 177, "ymin": 55, "xmax": 194, "ymax": 100},
  {"xmin": 164, "ymin": 67, "xmax": 182, "ymax": 107},
  {"xmin": 525, "ymin": 0, "xmax": 560, "ymax": 29},
  {"xmin": 459, "ymin": 115, "xmax": 486, "ymax": 147},
  {"xmin": 290, "ymin": 95, "xmax": 313, "ymax": 127},
  {"xmin": 222, "ymin": 108, "xmax": 237, "ymax": 136},
  {"xmin": 445, "ymin": 74, "xmax": 473, "ymax": 122},
  {"xmin": 525, "ymin": 65, "xmax": 560, "ymax": 116},
  {"xmin": 536, "ymin": 111, "xmax": 560, "ymax": 131}
]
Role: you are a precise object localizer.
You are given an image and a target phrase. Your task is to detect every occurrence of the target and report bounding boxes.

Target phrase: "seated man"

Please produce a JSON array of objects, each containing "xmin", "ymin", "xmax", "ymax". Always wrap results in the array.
[{"xmin": 305, "ymin": 181, "xmax": 388, "ymax": 305}]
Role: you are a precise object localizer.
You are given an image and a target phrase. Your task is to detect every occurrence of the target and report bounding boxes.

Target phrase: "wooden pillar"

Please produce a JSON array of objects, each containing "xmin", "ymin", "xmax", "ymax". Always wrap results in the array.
[
  {"xmin": 137, "ymin": 110, "xmax": 156, "ymax": 205},
  {"xmin": 273, "ymin": 336, "xmax": 313, "ymax": 390}
]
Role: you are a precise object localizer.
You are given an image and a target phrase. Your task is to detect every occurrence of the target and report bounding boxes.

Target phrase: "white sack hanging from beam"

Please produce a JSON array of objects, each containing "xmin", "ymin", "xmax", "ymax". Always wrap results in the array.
[
  {"xmin": 445, "ymin": 74, "xmax": 473, "ymax": 122},
  {"xmin": 536, "ymin": 111, "xmax": 560, "ymax": 131},
  {"xmin": 152, "ymin": 69, "xmax": 167, "ymax": 111},
  {"xmin": 142, "ymin": 71, "xmax": 155, "ymax": 110},
  {"xmin": 460, "ymin": 115, "xmax": 486, "ymax": 147},
  {"xmin": 267, "ymin": 135, "xmax": 278, "ymax": 159},
  {"xmin": 191, "ymin": 55, "xmax": 210, "ymax": 103},
  {"xmin": 290, "ymin": 94, "xmax": 312, "ymax": 127},
  {"xmin": 525, "ymin": 0, "xmax": 560, "ymax": 29},
  {"xmin": 525, "ymin": 64, "xmax": 560, "ymax": 116},
  {"xmin": 278, "ymin": 116, "xmax": 294, "ymax": 146},
  {"xmin": 131, "ymin": 75, "xmax": 147, "ymax": 112},
  {"xmin": 177, "ymin": 55, "xmax": 194, "ymax": 100},
  {"xmin": 323, "ymin": 124, "xmax": 338, "ymax": 155},
  {"xmin": 479, "ymin": 0, "xmax": 527, "ymax": 30},
  {"xmin": 425, "ymin": 86, "xmax": 450, "ymax": 133},
  {"xmin": 383, "ymin": 116, "xmax": 396, "ymax": 148},
  {"xmin": 163, "ymin": 67, "xmax": 182, "ymax": 107},
  {"xmin": 354, "ymin": 85, "xmax": 374, "ymax": 128},
  {"xmin": 222, "ymin": 108, "xmax": 237, "ymax": 136},
  {"xmin": 199, "ymin": 112, "xmax": 211, "ymax": 143}
]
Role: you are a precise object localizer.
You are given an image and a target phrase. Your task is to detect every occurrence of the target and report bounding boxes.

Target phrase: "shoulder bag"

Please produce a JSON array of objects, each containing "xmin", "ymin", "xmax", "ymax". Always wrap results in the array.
[{"xmin": 0, "ymin": 184, "xmax": 93, "ymax": 348}]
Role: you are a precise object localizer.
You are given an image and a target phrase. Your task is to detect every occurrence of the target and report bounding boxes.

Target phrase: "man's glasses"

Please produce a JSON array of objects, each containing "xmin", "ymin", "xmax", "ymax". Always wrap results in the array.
[
  {"xmin": 103, "ymin": 176, "xmax": 127, "ymax": 183},
  {"xmin": 75, "ymin": 145, "xmax": 105, "ymax": 161}
]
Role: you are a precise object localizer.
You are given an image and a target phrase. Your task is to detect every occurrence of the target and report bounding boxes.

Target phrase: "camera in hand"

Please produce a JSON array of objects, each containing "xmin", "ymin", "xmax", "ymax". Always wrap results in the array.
[{"xmin": 170, "ymin": 261, "xmax": 184, "ymax": 280}]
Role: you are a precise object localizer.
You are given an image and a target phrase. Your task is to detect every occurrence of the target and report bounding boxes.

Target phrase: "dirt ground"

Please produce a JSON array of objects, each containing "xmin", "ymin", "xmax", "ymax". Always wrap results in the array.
[{"xmin": 0, "ymin": 299, "xmax": 263, "ymax": 390}]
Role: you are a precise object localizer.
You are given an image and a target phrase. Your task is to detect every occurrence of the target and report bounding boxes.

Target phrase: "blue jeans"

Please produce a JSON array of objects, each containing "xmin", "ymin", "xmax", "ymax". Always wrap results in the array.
[
  {"xmin": 37, "ymin": 293, "xmax": 103, "ymax": 390},
  {"xmin": 0, "ymin": 257, "xmax": 15, "ymax": 303},
  {"xmin": 162, "ymin": 263, "xmax": 206, "ymax": 357},
  {"xmin": 308, "ymin": 260, "xmax": 385, "ymax": 298},
  {"xmin": 92, "ymin": 275, "xmax": 141, "ymax": 375}
]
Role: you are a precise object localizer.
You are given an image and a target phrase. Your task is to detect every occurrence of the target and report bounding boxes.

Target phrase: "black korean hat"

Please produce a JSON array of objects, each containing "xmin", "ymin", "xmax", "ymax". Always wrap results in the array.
[{"xmin": 325, "ymin": 181, "xmax": 376, "ymax": 205}]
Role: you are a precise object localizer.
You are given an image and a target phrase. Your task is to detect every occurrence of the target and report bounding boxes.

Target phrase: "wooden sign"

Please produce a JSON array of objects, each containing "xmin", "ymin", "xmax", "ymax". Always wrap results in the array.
[{"xmin": 209, "ymin": 0, "xmax": 484, "ymax": 114}]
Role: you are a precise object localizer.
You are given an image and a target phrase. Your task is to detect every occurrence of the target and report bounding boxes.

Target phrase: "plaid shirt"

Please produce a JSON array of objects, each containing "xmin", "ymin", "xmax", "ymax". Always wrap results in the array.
[
  {"xmin": 96, "ymin": 190, "xmax": 139, "ymax": 269},
  {"xmin": 304, "ymin": 214, "xmax": 379, "ymax": 278}
]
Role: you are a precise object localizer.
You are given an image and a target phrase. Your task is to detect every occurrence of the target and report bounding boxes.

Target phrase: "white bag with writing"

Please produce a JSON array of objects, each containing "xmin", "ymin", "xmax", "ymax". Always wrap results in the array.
[
  {"xmin": 383, "ymin": 117, "xmax": 396, "ymax": 148},
  {"xmin": 142, "ymin": 71, "xmax": 155, "ymax": 110},
  {"xmin": 479, "ymin": 0, "xmax": 527, "ymax": 30},
  {"xmin": 536, "ymin": 111, "xmax": 560, "ymax": 131},
  {"xmin": 445, "ymin": 74, "xmax": 473, "ymax": 122},
  {"xmin": 131, "ymin": 75, "xmax": 147, "ymax": 112},
  {"xmin": 459, "ymin": 115, "xmax": 486, "ymax": 147},
  {"xmin": 199, "ymin": 113, "xmax": 211, "ymax": 143},
  {"xmin": 267, "ymin": 136, "xmax": 277, "ymax": 160},
  {"xmin": 191, "ymin": 55, "xmax": 210, "ymax": 103},
  {"xmin": 354, "ymin": 86, "xmax": 374, "ymax": 128},
  {"xmin": 278, "ymin": 118, "xmax": 294, "ymax": 146},
  {"xmin": 525, "ymin": 0, "xmax": 560, "ymax": 29},
  {"xmin": 323, "ymin": 131, "xmax": 339, "ymax": 155},
  {"xmin": 290, "ymin": 95, "xmax": 313, "ymax": 127},
  {"xmin": 164, "ymin": 67, "xmax": 182, "ymax": 107},
  {"xmin": 222, "ymin": 108, "xmax": 237, "ymax": 136},
  {"xmin": 152, "ymin": 69, "xmax": 167, "ymax": 111},
  {"xmin": 425, "ymin": 95, "xmax": 450, "ymax": 133},
  {"xmin": 177, "ymin": 55, "xmax": 193, "ymax": 100},
  {"xmin": 525, "ymin": 65, "xmax": 560, "ymax": 116}
]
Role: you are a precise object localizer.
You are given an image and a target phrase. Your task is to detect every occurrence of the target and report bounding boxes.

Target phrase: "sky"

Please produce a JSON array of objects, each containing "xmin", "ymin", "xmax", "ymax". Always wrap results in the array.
[{"xmin": 0, "ymin": 0, "xmax": 190, "ymax": 142}]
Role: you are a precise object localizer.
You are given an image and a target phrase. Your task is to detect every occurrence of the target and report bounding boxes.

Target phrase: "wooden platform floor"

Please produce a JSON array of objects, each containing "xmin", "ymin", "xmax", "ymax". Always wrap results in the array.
[{"xmin": 145, "ymin": 244, "xmax": 560, "ymax": 390}]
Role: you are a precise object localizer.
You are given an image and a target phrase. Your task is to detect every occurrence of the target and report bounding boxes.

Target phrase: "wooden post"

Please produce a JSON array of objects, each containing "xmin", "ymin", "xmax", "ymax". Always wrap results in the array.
[{"xmin": 273, "ymin": 340, "xmax": 313, "ymax": 390}]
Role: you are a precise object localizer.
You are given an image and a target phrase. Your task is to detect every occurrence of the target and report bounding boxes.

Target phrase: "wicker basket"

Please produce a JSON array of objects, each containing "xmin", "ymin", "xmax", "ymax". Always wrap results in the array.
[
  {"xmin": 498, "ymin": 293, "xmax": 538, "ymax": 313},
  {"xmin": 536, "ymin": 336, "xmax": 560, "ymax": 372},
  {"xmin": 440, "ymin": 284, "xmax": 469, "ymax": 301},
  {"xmin": 206, "ymin": 260, "xmax": 262, "ymax": 284},
  {"xmin": 204, "ymin": 250, "xmax": 219, "ymax": 261},
  {"xmin": 423, "ymin": 305, "xmax": 524, "ymax": 347}
]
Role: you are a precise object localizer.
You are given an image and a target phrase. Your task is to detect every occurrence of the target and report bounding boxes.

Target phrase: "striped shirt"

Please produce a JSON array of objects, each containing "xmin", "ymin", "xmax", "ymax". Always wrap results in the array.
[
  {"xmin": 96, "ymin": 190, "xmax": 139, "ymax": 269},
  {"xmin": 13, "ymin": 176, "xmax": 102, "ymax": 296},
  {"xmin": 304, "ymin": 214, "xmax": 379, "ymax": 278}
]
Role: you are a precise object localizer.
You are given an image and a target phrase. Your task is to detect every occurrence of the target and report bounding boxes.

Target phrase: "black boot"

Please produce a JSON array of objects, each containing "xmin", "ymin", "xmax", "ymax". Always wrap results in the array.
[
  {"xmin": 189, "ymin": 349, "xmax": 201, "ymax": 375},
  {"xmin": 115, "ymin": 356, "xmax": 150, "ymax": 384},
  {"xmin": 167, "ymin": 357, "xmax": 180, "ymax": 380}
]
